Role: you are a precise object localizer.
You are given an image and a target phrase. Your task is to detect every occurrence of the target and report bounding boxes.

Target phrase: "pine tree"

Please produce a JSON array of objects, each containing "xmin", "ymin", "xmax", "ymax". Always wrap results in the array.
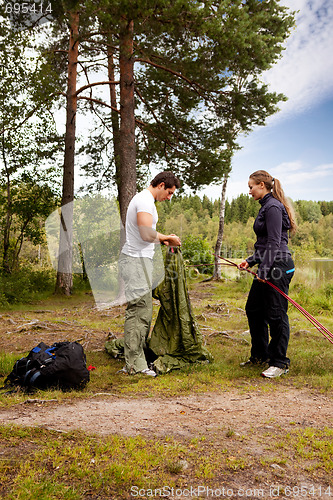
[
  {"xmin": 54, "ymin": 5, "xmax": 80, "ymax": 295},
  {"xmin": 77, "ymin": 0, "xmax": 295, "ymax": 204}
]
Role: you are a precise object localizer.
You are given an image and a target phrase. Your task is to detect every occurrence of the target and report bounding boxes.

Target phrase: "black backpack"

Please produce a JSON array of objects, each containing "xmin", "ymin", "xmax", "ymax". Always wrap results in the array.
[{"xmin": 5, "ymin": 341, "xmax": 90, "ymax": 391}]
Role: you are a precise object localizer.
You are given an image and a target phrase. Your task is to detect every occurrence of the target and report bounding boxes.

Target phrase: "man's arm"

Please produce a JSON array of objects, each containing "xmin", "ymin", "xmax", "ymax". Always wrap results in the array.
[{"xmin": 137, "ymin": 212, "xmax": 181, "ymax": 246}]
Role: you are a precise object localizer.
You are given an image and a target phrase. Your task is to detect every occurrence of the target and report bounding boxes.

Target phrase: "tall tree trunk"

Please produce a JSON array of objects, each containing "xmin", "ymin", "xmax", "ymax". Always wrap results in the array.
[
  {"xmin": 107, "ymin": 39, "xmax": 125, "ymax": 250},
  {"xmin": 118, "ymin": 19, "xmax": 136, "ymax": 227},
  {"xmin": 55, "ymin": 10, "xmax": 79, "ymax": 295},
  {"xmin": 107, "ymin": 39, "xmax": 121, "ymax": 188},
  {"xmin": 213, "ymin": 174, "xmax": 228, "ymax": 279},
  {"xmin": 1, "ymin": 133, "xmax": 12, "ymax": 273}
]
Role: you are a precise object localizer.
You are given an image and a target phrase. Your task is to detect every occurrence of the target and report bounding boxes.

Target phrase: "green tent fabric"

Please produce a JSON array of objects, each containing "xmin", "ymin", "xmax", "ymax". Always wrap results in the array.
[
  {"xmin": 105, "ymin": 337, "xmax": 125, "ymax": 359},
  {"xmin": 148, "ymin": 247, "xmax": 212, "ymax": 373},
  {"xmin": 105, "ymin": 247, "xmax": 213, "ymax": 373}
]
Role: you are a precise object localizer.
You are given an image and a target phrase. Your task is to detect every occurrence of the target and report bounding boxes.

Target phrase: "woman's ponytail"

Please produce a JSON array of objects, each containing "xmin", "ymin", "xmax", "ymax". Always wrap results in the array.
[{"xmin": 272, "ymin": 178, "xmax": 297, "ymax": 235}]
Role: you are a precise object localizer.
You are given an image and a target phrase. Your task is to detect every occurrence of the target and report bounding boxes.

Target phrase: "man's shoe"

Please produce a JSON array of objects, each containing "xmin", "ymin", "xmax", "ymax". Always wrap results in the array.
[
  {"xmin": 141, "ymin": 368, "xmax": 157, "ymax": 377},
  {"xmin": 261, "ymin": 366, "xmax": 289, "ymax": 378},
  {"xmin": 117, "ymin": 366, "xmax": 128, "ymax": 374}
]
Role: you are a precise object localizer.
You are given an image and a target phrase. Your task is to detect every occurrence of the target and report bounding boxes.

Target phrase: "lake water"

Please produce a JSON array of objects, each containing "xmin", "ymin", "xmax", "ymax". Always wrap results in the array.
[
  {"xmin": 219, "ymin": 258, "xmax": 333, "ymax": 285},
  {"xmin": 309, "ymin": 259, "xmax": 333, "ymax": 284}
]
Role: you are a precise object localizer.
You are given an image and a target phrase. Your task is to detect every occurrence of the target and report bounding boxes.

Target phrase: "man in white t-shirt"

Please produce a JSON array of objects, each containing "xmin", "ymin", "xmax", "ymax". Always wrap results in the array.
[{"xmin": 119, "ymin": 171, "xmax": 181, "ymax": 376}]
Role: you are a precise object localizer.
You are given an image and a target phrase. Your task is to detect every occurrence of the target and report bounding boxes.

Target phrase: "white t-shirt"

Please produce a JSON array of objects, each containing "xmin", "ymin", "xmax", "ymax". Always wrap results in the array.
[{"xmin": 121, "ymin": 189, "xmax": 158, "ymax": 259}]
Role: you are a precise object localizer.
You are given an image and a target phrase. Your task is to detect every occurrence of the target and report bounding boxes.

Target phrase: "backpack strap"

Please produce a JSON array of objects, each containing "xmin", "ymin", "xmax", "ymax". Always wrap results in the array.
[{"xmin": 24, "ymin": 368, "xmax": 42, "ymax": 387}]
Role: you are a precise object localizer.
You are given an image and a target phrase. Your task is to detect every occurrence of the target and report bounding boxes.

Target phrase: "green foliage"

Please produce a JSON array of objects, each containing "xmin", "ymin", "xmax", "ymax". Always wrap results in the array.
[
  {"xmin": 291, "ymin": 214, "xmax": 333, "ymax": 257},
  {"xmin": 0, "ymin": 180, "xmax": 59, "ymax": 272},
  {"xmin": 72, "ymin": 0, "xmax": 296, "ymax": 191},
  {"xmin": 0, "ymin": 16, "xmax": 62, "ymax": 273},
  {"xmin": 0, "ymin": 268, "xmax": 92, "ymax": 306},
  {"xmin": 157, "ymin": 194, "xmax": 333, "ymax": 263},
  {"xmin": 225, "ymin": 194, "xmax": 259, "ymax": 223},
  {"xmin": 0, "ymin": 268, "xmax": 56, "ymax": 306},
  {"xmin": 319, "ymin": 201, "xmax": 333, "ymax": 216},
  {"xmin": 182, "ymin": 235, "xmax": 214, "ymax": 274},
  {"xmin": 295, "ymin": 200, "xmax": 323, "ymax": 223}
]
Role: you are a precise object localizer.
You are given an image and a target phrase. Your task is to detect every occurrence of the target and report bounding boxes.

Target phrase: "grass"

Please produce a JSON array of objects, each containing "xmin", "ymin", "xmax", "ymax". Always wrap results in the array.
[
  {"xmin": 0, "ymin": 427, "xmax": 183, "ymax": 498},
  {"xmin": 262, "ymin": 427, "xmax": 333, "ymax": 473},
  {"xmin": 0, "ymin": 271, "xmax": 332, "ymax": 498},
  {"xmin": 1, "ymin": 271, "xmax": 333, "ymax": 402},
  {"xmin": 0, "ymin": 426, "xmax": 247, "ymax": 498},
  {"xmin": 1, "ymin": 424, "xmax": 332, "ymax": 499}
]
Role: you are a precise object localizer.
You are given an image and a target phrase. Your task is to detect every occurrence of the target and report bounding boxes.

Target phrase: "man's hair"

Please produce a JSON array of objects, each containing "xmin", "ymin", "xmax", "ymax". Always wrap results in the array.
[{"xmin": 150, "ymin": 171, "xmax": 181, "ymax": 189}]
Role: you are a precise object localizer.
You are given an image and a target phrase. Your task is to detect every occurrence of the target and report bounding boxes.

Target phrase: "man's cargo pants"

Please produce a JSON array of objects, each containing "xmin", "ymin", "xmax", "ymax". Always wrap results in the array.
[{"xmin": 118, "ymin": 253, "xmax": 153, "ymax": 374}]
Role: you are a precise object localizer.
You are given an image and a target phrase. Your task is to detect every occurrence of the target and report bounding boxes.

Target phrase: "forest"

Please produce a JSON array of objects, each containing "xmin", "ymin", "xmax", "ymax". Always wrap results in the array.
[
  {"xmin": 157, "ymin": 194, "xmax": 333, "ymax": 268},
  {"xmin": 1, "ymin": 0, "xmax": 298, "ymax": 294},
  {"xmin": 1, "ymin": 189, "xmax": 332, "ymax": 305},
  {"xmin": 1, "ymin": 4, "xmax": 333, "ymax": 497}
]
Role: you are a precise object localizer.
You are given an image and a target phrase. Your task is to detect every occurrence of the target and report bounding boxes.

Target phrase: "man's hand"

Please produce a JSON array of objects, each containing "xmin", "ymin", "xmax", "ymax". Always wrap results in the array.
[{"xmin": 164, "ymin": 234, "xmax": 181, "ymax": 247}]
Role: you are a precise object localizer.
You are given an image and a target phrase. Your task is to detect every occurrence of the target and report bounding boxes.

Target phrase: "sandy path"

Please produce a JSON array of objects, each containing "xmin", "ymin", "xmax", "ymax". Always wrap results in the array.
[{"xmin": 1, "ymin": 388, "xmax": 332, "ymax": 438}]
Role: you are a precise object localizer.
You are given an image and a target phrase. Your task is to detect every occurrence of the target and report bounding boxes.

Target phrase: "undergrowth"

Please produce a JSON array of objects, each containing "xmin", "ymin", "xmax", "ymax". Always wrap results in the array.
[{"xmin": 0, "ymin": 268, "xmax": 91, "ymax": 307}]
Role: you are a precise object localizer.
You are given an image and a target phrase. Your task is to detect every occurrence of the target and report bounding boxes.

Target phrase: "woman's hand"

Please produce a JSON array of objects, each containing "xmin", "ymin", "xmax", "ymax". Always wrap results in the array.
[{"xmin": 238, "ymin": 260, "xmax": 249, "ymax": 270}]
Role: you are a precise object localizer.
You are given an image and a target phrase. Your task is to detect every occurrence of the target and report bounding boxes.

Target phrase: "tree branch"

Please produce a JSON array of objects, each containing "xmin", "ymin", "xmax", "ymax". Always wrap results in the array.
[
  {"xmin": 0, "ymin": 92, "xmax": 66, "ymax": 135},
  {"xmin": 135, "ymin": 57, "xmax": 206, "ymax": 98},
  {"xmin": 134, "ymin": 86, "xmax": 174, "ymax": 148},
  {"xmin": 75, "ymin": 80, "xmax": 120, "ymax": 96},
  {"xmin": 77, "ymin": 95, "xmax": 146, "ymax": 127}
]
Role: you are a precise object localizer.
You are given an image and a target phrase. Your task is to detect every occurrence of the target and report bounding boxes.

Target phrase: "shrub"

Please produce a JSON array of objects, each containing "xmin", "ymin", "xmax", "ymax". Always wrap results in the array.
[
  {"xmin": 181, "ymin": 235, "xmax": 213, "ymax": 274},
  {"xmin": 0, "ymin": 267, "xmax": 56, "ymax": 305}
]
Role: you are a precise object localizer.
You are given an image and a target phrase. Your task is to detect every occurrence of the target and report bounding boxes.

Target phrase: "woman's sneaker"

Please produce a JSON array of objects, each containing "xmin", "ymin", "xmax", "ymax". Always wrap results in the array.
[{"xmin": 261, "ymin": 366, "xmax": 289, "ymax": 378}]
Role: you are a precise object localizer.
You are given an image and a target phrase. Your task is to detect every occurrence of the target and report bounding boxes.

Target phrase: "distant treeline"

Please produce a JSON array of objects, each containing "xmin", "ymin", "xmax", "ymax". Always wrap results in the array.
[
  {"xmin": 1, "ymin": 192, "xmax": 332, "ymax": 275},
  {"xmin": 157, "ymin": 194, "xmax": 333, "ymax": 259},
  {"xmin": 159, "ymin": 194, "xmax": 333, "ymax": 225}
]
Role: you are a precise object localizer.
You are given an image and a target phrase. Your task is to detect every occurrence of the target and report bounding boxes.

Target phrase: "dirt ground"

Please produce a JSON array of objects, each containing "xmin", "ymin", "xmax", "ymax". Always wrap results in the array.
[
  {"xmin": 0, "ymin": 300, "xmax": 332, "ymax": 439},
  {"xmin": 0, "ymin": 387, "xmax": 332, "ymax": 439},
  {"xmin": 1, "ymin": 299, "xmax": 333, "ymax": 499}
]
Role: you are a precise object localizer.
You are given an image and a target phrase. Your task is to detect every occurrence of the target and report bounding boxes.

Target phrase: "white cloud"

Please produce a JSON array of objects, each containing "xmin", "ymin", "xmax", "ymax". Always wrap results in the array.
[
  {"xmin": 199, "ymin": 161, "xmax": 333, "ymax": 201},
  {"xmin": 271, "ymin": 161, "xmax": 303, "ymax": 176},
  {"xmin": 270, "ymin": 161, "xmax": 333, "ymax": 199},
  {"xmin": 263, "ymin": 0, "xmax": 333, "ymax": 121},
  {"xmin": 272, "ymin": 161, "xmax": 333, "ymax": 180},
  {"xmin": 316, "ymin": 163, "xmax": 333, "ymax": 173},
  {"xmin": 201, "ymin": 162, "xmax": 333, "ymax": 202}
]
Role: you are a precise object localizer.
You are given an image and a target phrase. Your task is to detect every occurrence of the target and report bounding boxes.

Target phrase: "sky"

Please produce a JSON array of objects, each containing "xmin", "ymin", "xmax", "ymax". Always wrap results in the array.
[
  {"xmin": 201, "ymin": 0, "xmax": 333, "ymax": 202},
  {"xmin": 67, "ymin": 0, "xmax": 333, "ymax": 203}
]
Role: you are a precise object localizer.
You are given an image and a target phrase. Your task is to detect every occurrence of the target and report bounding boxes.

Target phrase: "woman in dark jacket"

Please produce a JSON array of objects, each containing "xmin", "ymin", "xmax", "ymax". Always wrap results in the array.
[{"xmin": 239, "ymin": 170, "xmax": 297, "ymax": 378}]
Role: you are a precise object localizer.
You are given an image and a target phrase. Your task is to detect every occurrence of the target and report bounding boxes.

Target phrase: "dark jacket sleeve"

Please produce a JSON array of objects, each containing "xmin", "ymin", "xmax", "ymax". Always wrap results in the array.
[
  {"xmin": 246, "ymin": 253, "xmax": 259, "ymax": 268},
  {"xmin": 257, "ymin": 206, "xmax": 282, "ymax": 280}
]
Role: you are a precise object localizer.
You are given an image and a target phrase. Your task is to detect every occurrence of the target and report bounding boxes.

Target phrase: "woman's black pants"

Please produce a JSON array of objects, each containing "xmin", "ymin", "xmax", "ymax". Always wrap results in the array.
[{"xmin": 245, "ymin": 257, "xmax": 295, "ymax": 369}]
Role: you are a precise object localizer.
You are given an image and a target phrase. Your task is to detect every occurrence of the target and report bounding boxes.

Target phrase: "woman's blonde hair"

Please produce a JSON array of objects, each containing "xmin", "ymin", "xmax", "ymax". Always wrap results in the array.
[{"xmin": 249, "ymin": 170, "xmax": 297, "ymax": 235}]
